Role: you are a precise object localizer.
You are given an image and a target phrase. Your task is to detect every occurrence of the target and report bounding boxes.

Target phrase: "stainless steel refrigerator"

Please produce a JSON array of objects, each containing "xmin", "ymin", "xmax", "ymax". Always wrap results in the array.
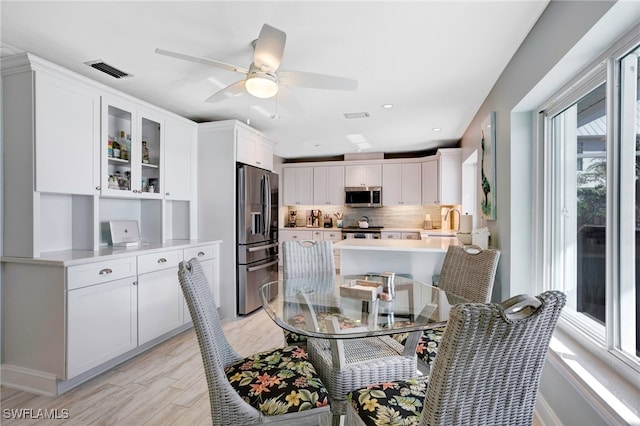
[{"xmin": 237, "ymin": 164, "xmax": 279, "ymax": 315}]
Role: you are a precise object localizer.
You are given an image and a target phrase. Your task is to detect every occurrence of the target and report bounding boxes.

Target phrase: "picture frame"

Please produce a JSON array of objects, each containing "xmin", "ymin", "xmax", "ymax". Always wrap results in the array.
[{"xmin": 480, "ymin": 112, "xmax": 496, "ymax": 220}]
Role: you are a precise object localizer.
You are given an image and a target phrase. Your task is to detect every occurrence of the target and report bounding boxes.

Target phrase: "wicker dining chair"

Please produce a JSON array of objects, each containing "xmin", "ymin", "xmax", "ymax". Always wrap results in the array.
[
  {"xmin": 281, "ymin": 240, "xmax": 337, "ymax": 347},
  {"xmin": 395, "ymin": 244, "xmax": 500, "ymax": 370},
  {"xmin": 348, "ymin": 290, "xmax": 566, "ymax": 426},
  {"xmin": 178, "ymin": 258, "xmax": 331, "ymax": 425}
]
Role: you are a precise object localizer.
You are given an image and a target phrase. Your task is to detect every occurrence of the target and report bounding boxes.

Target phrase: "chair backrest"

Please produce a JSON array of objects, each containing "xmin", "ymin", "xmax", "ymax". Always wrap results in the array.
[
  {"xmin": 438, "ymin": 245, "xmax": 500, "ymax": 303},
  {"xmin": 282, "ymin": 240, "xmax": 336, "ymax": 280},
  {"xmin": 178, "ymin": 258, "xmax": 264, "ymax": 425},
  {"xmin": 420, "ymin": 290, "xmax": 566, "ymax": 426}
]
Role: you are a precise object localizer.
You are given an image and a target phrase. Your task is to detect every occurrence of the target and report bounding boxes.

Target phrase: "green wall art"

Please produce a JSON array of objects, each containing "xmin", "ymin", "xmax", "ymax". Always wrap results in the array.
[{"xmin": 480, "ymin": 112, "xmax": 496, "ymax": 220}]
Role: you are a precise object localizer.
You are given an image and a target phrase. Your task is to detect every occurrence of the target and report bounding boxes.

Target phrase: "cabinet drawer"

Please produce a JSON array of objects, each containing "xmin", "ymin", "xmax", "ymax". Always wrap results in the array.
[
  {"xmin": 137, "ymin": 249, "xmax": 183, "ymax": 274},
  {"xmin": 184, "ymin": 244, "xmax": 218, "ymax": 262},
  {"xmin": 68, "ymin": 257, "xmax": 137, "ymax": 290},
  {"xmin": 381, "ymin": 232, "xmax": 402, "ymax": 240},
  {"xmin": 402, "ymin": 232, "xmax": 421, "ymax": 240},
  {"xmin": 312, "ymin": 230, "xmax": 324, "ymax": 241},
  {"xmin": 279, "ymin": 230, "xmax": 313, "ymax": 241},
  {"xmin": 323, "ymin": 231, "xmax": 342, "ymax": 241}
]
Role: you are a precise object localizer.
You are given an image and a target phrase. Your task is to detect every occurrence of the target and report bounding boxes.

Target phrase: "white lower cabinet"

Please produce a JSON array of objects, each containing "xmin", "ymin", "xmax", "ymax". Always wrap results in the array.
[
  {"xmin": 138, "ymin": 267, "xmax": 184, "ymax": 345},
  {"xmin": 67, "ymin": 277, "xmax": 138, "ymax": 379},
  {"xmin": 183, "ymin": 244, "xmax": 220, "ymax": 322},
  {"xmin": 1, "ymin": 240, "xmax": 220, "ymax": 395}
]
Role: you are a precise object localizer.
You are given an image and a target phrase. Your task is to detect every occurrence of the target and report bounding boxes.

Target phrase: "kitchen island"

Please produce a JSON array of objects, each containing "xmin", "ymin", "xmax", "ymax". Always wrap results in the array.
[{"xmin": 334, "ymin": 237, "xmax": 460, "ymax": 284}]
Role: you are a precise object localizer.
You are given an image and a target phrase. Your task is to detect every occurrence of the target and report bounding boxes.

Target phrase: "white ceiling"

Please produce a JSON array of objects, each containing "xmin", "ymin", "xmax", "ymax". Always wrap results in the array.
[{"xmin": 1, "ymin": 1, "xmax": 549, "ymax": 159}]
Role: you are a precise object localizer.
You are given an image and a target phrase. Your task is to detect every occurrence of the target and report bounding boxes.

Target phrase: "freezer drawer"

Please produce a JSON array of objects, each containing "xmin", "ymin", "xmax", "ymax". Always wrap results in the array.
[
  {"xmin": 237, "ymin": 241, "xmax": 279, "ymax": 264},
  {"xmin": 237, "ymin": 257, "xmax": 279, "ymax": 315}
]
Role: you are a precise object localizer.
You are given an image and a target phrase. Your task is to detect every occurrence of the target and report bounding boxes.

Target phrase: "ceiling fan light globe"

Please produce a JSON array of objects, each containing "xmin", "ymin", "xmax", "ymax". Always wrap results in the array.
[{"xmin": 246, "ymin": 73, "xmax": 278, "ymax": 98}]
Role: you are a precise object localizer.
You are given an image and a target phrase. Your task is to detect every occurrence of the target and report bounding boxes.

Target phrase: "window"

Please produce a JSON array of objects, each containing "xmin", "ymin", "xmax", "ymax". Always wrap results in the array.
[{"xmin": 543, "ymin": 43, "xmax": 639, "ymax": 367}]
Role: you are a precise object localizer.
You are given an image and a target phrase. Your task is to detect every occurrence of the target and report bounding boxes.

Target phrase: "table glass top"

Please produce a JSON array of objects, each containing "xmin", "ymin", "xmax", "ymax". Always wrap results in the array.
[{"xmin": 259, "ymin": 274, "xmax": 469, "ymax": 339}]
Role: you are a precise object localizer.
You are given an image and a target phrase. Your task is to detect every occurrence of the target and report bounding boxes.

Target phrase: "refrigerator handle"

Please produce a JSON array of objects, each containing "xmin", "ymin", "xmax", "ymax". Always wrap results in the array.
[{"xmin": 264, "ymin": 174, "xmax": 271, "ymax": 239}]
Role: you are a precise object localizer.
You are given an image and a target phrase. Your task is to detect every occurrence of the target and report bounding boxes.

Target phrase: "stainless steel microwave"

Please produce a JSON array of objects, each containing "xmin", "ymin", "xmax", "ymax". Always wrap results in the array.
[{"xmin": 345, "ymin": 187, "xmax": 382, "ymax": 207}]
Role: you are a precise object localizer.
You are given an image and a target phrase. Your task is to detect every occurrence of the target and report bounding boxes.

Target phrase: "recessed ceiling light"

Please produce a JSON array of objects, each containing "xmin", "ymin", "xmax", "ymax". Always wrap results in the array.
[
  {"xmin": 346, "ymin": 133, "xmax": 367, "ymax": 144},
  {"xmin": 314, "ymin": 144, "xmax": 322, "ymax": 148},
  {"xmin": 382, "ymin": 104, "xmax": 394, "ymax": 109},
  {"xmin": 432, "ymin": 127, "xmax": 442, "ymax": 132}
]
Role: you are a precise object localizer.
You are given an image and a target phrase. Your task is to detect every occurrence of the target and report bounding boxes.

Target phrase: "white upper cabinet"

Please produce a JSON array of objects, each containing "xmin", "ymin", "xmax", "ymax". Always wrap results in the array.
[
  {"xmin": 34, "ymin": 72, "xmax": 101, "ymax": 195},
  {"xmin": 345, "ymin": 164, "xmax": 382, "ymax": 187},
  {"xmin": 236, "ymin": 126, "xmax": 274, "ymax": 171},
  {"xmin": 164, "ymin": 118, "xmax": 195, "ymax": 200},
  {"xmin": 422, "ymin": 158, "xmax": 439, "ymax": 205},
  {"xmin": 313, "ymin": 166, "xmax": 345, "ymax": 205},
  {"xmin": 283, "ymin": 167, "xmax": 314, "ymax": 206},
  {"xmin": 422, "ymin": 149, "xmax": 461, "ymax": 205},
  {"xmin": 382, "ymin": 163, "xmax": 422, "ymax": 205},
  {"xmin": 101, "ymin": 96, "xmax": 164, "ymax": 199}
]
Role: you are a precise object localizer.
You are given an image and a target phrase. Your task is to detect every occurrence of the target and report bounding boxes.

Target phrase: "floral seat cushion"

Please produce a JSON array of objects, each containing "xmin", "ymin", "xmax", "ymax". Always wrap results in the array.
[
  {"xmin": 225, "ymin": 346, "xmax": 331, "ymax": 416},
  {"xmin": 348, "ymin": 376, "xmax": 429, "ymax": 426},
  {"xmin": 392, "ymin": 325, "xmax": 446, "ymax": 367},
  {"xmin": 284, "ymin": 312, "xmax": 361, "ymax": 344}
]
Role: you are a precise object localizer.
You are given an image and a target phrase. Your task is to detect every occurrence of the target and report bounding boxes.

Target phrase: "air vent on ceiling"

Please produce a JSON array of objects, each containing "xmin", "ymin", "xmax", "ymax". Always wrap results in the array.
[
  {"xmin": 343, "ymin": 112, "xmax": 370, "ymax": 119},
  {"xmin": 85, "ymin": 60, "xmax": 133, "ymax": 79}
]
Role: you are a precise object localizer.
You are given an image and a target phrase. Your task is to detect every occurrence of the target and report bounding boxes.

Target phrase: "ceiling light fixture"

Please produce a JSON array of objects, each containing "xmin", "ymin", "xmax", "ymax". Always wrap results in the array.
[
  {"xmin": 382, "ymin": 104, "xmax": 393, "ymax": 109},
  {"xmin": 245, "ymin": 66, "xmax": 278, "ymax": 99},
  {"xmin": 432, "ymin": 127, "xmax": 442, "ymax": 132}
]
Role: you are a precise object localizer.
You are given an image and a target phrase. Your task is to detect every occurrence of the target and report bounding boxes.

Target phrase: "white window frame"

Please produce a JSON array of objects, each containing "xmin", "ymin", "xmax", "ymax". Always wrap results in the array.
[{"xmin": 535, "ymin": 30, "xmax": 640, "ymax": 377}]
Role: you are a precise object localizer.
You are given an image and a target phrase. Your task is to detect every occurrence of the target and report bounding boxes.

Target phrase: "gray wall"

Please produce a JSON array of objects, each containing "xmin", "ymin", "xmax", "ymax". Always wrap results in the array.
[{"xmin": 458, "ymin": 1, "xmax": 639, "ymax": 423}]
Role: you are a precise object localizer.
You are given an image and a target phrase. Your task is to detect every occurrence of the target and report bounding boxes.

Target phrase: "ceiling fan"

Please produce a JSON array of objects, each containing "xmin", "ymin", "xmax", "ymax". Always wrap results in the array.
[{"xmin": 156, "ymin": 23, "xmax": 358, "ymax": 103}]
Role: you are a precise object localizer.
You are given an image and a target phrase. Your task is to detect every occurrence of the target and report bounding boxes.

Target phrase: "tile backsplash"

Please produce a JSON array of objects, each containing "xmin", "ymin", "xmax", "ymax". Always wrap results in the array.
[{"xmin": 286, "ymin": 205, "xmax": 445, "ymax": 229}]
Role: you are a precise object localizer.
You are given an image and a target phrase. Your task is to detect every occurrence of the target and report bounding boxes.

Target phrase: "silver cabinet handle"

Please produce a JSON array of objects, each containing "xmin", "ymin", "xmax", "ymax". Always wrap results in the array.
[
  {"xmin": 256, "ymin": 160, "xmax": 261, "ymax": 165},
  {"xmin": 157, "ymin": 258, "xmax": 167, "ymax": 263},
  {"xmin": 99, "ymin": 268, "xmax": 112, "ymax": 275},
  {"xmin": 133, "ymin": 281, "xmax": 137, "ymax": 286},
  {"xmin": 197, "ymin": 251, "xmax": 205, "ymax": 256},
  {"xmin": 166, "ymin": 192, "xmax": 170, "ymax": 196},
  {"xmin": 96, "ymin": 186, "xmax": 101, "ymax": 190}
]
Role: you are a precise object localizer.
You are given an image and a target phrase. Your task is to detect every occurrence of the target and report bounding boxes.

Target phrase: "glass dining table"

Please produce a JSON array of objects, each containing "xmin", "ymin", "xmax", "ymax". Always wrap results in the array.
[
  {"xmin": 260, "ymin": 273, "xmax": 469, "ymax": 421},
  {"xmin": 259, "ymin": 273, "xmax": 469, "ymax": 342}
]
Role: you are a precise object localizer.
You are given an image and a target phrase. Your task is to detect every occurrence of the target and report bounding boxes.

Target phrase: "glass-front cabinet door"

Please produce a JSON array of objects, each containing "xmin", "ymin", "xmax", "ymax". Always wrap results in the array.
[{"xmin": 101, "ymin": 97, "xmax": 163, "ymax": 198}]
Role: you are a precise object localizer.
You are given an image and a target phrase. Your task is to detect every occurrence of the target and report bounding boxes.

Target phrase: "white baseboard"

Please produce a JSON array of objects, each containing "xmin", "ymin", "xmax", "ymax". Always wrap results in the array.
[
  {"xmin": 535, "ymin": 392, "xmax": 562, "ymax": 426},
  {"xmin": 1, "ymin": 364, "xmax": 58, "ymax": 396}
]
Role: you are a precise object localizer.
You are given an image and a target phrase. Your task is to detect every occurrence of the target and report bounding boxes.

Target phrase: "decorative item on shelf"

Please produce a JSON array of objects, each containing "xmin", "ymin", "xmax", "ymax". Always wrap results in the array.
[
  {"xmin": 141, "ymin": 178, "xmax": 147, "ymax": 192},
  {"xmin": 112, "ymin": 136, "xmax": 121, "ymax": 159},
  {"xmin": 142, "ymin": 141, "xmax": 150, "ymax": 164},
  {"xmin": 119, "ymin": 131, "xmax": 129, "ymax": 161},
  {"xmin": 323, "ymin": 214, "xmax": 332, "ymax": 228},
  {"xmin": 108, "ymin": 175, "xmax": 118, "ymax": 189},
  {"xmin": 334, "ymin": 212, "xmax": 344, "ymax": 228},
  {"xmin": 124, "ymin": 171, "xmax": 131, "ymax": 190},
  {"xmin": 108, "ymin": 136, "xmax": 114, "ymax": 157}
]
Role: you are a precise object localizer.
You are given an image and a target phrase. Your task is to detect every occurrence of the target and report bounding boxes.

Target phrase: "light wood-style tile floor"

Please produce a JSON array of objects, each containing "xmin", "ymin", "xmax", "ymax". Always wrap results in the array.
[
  {"xmin": 0, "ymin": 309, "xmax": 285, "ymax": 425},
  {"xmin": 1, "ymin": 309, "xmax": 546, "ymax": 425}
]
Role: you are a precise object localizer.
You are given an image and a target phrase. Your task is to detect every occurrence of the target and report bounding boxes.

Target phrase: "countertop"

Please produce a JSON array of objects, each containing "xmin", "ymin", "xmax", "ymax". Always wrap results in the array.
[
  {"xmin": 334, "ymin": 237, "xmax": 460, "ymax": 252},
  {"xmin": 280, "ymin": 226, "xmax": 458, "ymax": 236},
  {"xmin": 1, "ymin": 239, "xmax": 222, "ymax": 267}
]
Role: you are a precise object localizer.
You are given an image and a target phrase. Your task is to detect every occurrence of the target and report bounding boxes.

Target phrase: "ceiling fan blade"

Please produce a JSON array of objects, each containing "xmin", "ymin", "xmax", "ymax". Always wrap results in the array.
[
  {"xmin": 155, "ymin": 48, "xmax": 249, "ymax": 75},
  {"xmin": 253, "ymin": 24, "xmax": 286, "ymax": 72},
  {"xmin": 278, "ymin": 70, "xmax": 358, "ymax": 91},
  {"xmin": 205, "ymin": 80, "xmax": 246, "ymax": 103}
]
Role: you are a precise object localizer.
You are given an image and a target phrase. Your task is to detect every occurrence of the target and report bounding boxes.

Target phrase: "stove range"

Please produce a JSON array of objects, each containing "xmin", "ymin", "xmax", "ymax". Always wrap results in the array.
[{"xmin": 341, "ymin": 226, "xmax": 384, "ymax": 239}]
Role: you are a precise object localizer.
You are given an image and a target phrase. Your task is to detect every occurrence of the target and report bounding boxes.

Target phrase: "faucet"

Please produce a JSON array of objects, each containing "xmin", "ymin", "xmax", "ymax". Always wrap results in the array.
[{"xmin": 443, "ymin": 207, "xmax": 462, "ymax": 231}]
